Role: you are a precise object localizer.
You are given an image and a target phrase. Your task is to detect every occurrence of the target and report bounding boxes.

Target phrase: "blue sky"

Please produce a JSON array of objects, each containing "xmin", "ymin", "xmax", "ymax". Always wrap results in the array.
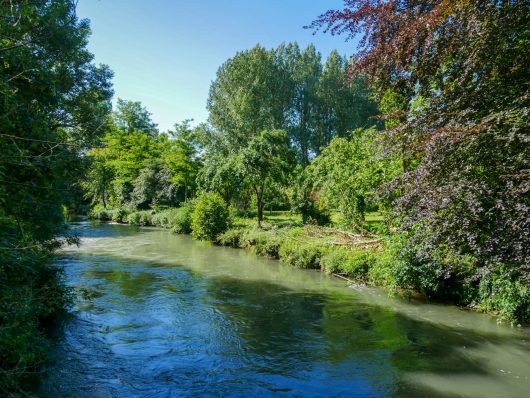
[{"xmin": 77, "ymin": 0, "xmax": 354, "ymax": 132}]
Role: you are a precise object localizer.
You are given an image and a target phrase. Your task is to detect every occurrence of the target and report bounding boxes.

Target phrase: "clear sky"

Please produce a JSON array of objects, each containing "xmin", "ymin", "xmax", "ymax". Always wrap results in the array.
[{"xmin": 77, "ymin": 0, "xmax": 354, "ymax": 132}]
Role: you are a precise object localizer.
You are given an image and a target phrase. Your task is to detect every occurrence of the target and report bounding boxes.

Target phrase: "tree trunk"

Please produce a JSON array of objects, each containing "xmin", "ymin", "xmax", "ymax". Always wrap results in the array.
[{"xmin": 256, "ymin": 187, "xmax": 264, "ymax": 228}]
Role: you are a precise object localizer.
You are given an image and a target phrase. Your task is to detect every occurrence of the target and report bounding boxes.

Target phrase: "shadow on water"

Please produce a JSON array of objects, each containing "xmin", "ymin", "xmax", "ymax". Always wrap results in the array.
[{"xmin": 39, "ymin": 224, "xmax": 530, "ymax": 398}]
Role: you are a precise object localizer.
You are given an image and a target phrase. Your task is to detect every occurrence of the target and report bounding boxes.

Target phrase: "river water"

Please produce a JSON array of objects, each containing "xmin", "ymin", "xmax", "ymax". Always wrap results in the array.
[{"xmin": 39, "ymin": 222, "xmax": 530, "ymax": 397}]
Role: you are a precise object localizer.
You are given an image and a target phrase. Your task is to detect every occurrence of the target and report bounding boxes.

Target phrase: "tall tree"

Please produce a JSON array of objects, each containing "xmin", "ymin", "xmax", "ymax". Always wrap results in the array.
[
  {"xmin": 113, "ymin": 98, "xmax": 158, "ymax": 136},
  {"xmin": 315, "ymin": 51, "xmax": 378, "ymax": 152},
  {"xmin": 285, "ymin": 44, "xmax": 322, "ymax": 164},
  {"xmin": 163, "ymin": 121, "xmax": 202, "ymax": 201},
  {"xmin": 235, "ymin": 130, "xmax": 294, "ymax": 226},
  {"xmin": 207, "ymin": 45, "xmax": 290, "ymax": 148}
]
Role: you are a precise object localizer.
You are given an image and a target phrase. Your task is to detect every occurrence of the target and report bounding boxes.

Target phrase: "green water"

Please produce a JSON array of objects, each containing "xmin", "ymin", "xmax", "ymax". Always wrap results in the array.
[{"xmin": 40, "ymin": 222, "xmax": 530, "ymax": 397}]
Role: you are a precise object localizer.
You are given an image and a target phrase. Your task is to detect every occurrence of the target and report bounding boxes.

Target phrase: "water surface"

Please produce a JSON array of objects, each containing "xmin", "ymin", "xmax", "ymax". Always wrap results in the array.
[{"xmin": 40, "ymin": 222, "xmax": 530, "ymax": 397}]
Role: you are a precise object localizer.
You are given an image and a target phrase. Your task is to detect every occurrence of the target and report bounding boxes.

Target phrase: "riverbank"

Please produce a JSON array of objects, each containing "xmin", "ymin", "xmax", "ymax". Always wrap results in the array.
[{"xmin": 89, "ymin": 206, "xmax": 530, "ymax": 325}]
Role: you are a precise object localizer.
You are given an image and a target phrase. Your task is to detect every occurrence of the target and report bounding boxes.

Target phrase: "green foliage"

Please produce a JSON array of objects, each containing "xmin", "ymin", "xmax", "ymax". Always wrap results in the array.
[
  {"xmin": 310, "ymin": 128, "xmax": 400, "ymax": 229},
  {"xmin": 113, "ymin": 98, "xmax": 158, "ymax": 136},
  {"xmin": 217, "ymin": 228, "xmax": 245, "ymax": 248},
  {"xmin": 191, "ymin": 193, "xmax": 230, "ymax": 241},
  {"xmin": 131, "ymin": 159, "xmax": 179, "ymax": 209},
  {"xmin": 478, "ymin": 268, "xmax": 530, "ymax": 324},
  {"xmin": 240, "ymin": 229, "xmax": 283, "ymax": 258},
  {"xmin": 126, "ymin": 210, "xmax": 154, "ymax": 226},
  {"xmin": 278, "ymin": 240, "xmax": 324, "ymax": 269},
  {"xmin": 152, "ymin": 202, "xmax": 194, "ymax": 234},
  {"xmin": 320, "ymin": 247, "xmax": 375, "ymax": 281}
]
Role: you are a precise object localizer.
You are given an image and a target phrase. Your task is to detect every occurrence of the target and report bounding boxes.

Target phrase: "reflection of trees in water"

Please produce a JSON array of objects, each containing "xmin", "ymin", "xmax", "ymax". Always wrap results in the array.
[
  {"xmin": 82, "ymin": 264, "xmax": 159, "ymax": 298},
  {"xmin": 205, "ymin": 275, "xmax": 529, "ymax": 397},
  {"xmin": 205, "ymin": 277, "xmax": 328, "ymax": 374}
]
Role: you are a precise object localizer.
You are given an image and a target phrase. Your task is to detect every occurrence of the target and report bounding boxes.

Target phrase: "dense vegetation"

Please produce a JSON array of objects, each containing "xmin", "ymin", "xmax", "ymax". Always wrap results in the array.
[
  {"xmin": 0, "ymin": 1, "xmax": 112, "ymax": 395},
  {"xmin": 1, "ymin": 0, "xmax": 528, "ymax": 394}
]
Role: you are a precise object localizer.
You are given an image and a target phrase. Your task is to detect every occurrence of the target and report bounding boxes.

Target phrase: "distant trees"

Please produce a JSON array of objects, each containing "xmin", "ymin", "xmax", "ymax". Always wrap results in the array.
[
  {"xmin": 84, "ymin": 106, "xmax": 202, "ymax": 210},
  {"xmin": 207, "ymin": 43, "xmax": 377, "ymax": 164}
]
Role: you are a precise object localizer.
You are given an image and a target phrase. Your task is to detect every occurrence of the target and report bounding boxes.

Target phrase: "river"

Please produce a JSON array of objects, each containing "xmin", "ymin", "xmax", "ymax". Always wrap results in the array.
[{"xmin": 39, "ymin": 222, "xmax": 530, "ymax": 397}]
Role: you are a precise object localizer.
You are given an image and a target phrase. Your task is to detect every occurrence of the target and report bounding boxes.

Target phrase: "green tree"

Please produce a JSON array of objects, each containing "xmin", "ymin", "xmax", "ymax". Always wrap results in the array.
[
  {"xmin": 207, "ymin": 45, "xmax": 289, "ymax": 148},
  {"xmin": 315, "ymin": 51, "xmax": 378, "ymax": 151},
  {"xmin": 235, "ymin": 130, "xmax": 293, "ymax": 227},
  {"xmin": 310, "ymin": 128, "xmax": 400, "ymax": 229},
  {"xmin": 0, "ymin": 0, "xmax": 113, "ymax": 392},
  {"xmin": 163, "ymin": 120, "xmax": 202, "ymax": 201},
  {"xmin": 113, "ymin": 98, "xmax": 158, "ymax": 136}
]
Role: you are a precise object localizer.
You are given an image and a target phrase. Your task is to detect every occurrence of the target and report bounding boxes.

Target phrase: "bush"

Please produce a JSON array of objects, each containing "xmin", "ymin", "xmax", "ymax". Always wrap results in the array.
[
  {"xmin": 241, "ymin": 229, "xmax": 282, "ymax": 258},
  {"xmin": 320, "ymin": 247, "xmax": 375, "ymax": 280},
  {"xmin": 126, "ymin": 210, "xmax": 154, "ymax": 226},
  {"xmin": 0, "ymin": 235, "xmax": 70, "ymax": 394},
  {"xmin": 89, "ymin": 206, "xmax": 130, "ymax": 223},
  {"xmin": 89, "ymin": 204, "xmax": 113, "ymax": 221},
  {"xmin": 478, "ymin": 267, "xmax": 530, "ymax": 323},
  {"xmin": 217, "ymin": 228, "xmax": 245, "ymax": 248},
  {"xmin": 111, "ymin": 207, "xmax": 130, "ymax": 223},
  {"xmin": 278, "ymin": 240, "xmax": 324, "ymax": 269},
  {"xmin": 152, "ymin": 201, "xmax": 194, "ymax": 234},
  {"xmin": 191, "ymin": 192, "xmax": 230, "ymax": 241}
]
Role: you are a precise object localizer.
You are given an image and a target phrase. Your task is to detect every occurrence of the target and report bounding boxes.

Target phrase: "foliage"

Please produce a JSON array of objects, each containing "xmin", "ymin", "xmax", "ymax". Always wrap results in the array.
[
  {"xmin": 163, "ymin": 121, "xmax": 202, "ymax": 201},
  {"xmin": 152, "ymin": 202, "xmax": 195, "ymax": 234},
  {"xmin": 478, "ymin": 267, "xmax": 530, "ymax": 324},
  {"xmin": 310, "ymin": 128, "xmax": 400, "ymax": 229},
  {"xmin": 191, "ymin": 193, "xmax": 230, "ymax": 241},
  {"xmin": 113, "ymin": 98, "xmax": 158, "ymax": 136},
  {"xmin": 290, "ymin": 165, "xmax": 331, "ymax": 226},
  {"xmin": 234, "ymin": 130, "xmax": 294, "ymax": 226},
  {"xmin": 126, "ymin": 210, "xmax": 155, "ymax": 226},
  {"xmin": 207, "ymin": 43, "xmax": 377, "ymax": 164},
  {"xmin": 320, "ymin": 247, "xmax": 375, "ymax": 280},
  {"xmin": 240, "ymin": 229, "xmax": 283, "ymax": 258},
  {"xmin": 311, "ymin": 1, "xmax": 530, "ymax": 322},
  {"xmin": 0, "ymin": 0, "xmax": 112, "ymax": 392},
  {"xmin": 278, "ymin": 240, "xmax": 324, "ymax": 269},
  {"xmin": 131, "ymin": 159, "xmax": 179, "ymax": 209}
]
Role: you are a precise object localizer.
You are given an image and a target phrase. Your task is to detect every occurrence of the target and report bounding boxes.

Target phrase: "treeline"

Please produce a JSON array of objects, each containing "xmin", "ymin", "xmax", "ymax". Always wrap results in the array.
[{"xmin": 85, "ymin": 44, "xmax": 380, "ymax": 227}]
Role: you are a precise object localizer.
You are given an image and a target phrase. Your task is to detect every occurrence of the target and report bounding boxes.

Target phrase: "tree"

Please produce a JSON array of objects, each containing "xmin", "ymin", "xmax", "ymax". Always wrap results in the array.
[
  {"xmin": 207, "ymin": 45, "xmax": 290, "ymax": 148},
  {"xmin": 285, "ymin": 44, "xmax": 322, "ymax": 164},
  {"xmin": 0, "ymin": 0, "xmax": 113, "ymax": 391},
  {"xmin": 235, "ymin": 130, "xmax": 293, "ymax": 227},
  {"xmin": 315, "ymin": 51, "xmax": 378, "ymax": 151},
  {"xmin": 163, "ymin": 120, "xmax": 202, "ymax": 201},
  {"xmin": 113, "ymin": 98, "xmax": 158, "ymax": 136},
  {"xmin": 311, "ymin": 0, "xmax": 530, "ymax": 313},
  {"xmin": 310, "ymin": 128, "xmax": 400, "ymax": 229},
  {"xmin": 131, "ymin": 159, "xmax": 179, "ymax": 209}
]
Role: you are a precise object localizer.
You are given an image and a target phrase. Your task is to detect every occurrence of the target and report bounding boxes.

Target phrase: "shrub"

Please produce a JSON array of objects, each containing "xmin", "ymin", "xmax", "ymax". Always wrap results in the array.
[
  {"xmin": 126, "ymin": 210, "xmax": 154, "ymax": 226},
  {"xmin": 217, "ymin": 228, "xmax": 245, "ymax": 248},
  {"xmin": 191, "ymin": 192, "xmax": 230, "ymax": 241},
  {"xmin": 278, "ymin": 240, "xmax": 324, "ymax": 269},
  {"xmin": 89, "ymin": 204, "xmax": 113, "ymax": 221},
  {"xmin": 478, "ymin": 267, "xmax": 530, "ymax": 323},
  {"xmin": 320, "ymin": 247, "xmax": 375, "ymax": 280},
  {"xmin": 152, "ymin": 202, "xmax": 194, "ymax": 234},
  {"xmin": 111, "ymin": 207, "xmax": 130, "ymax": 223},
  {"xmin": 241, "ymin": 229, "xmax": 282, "ymax": 258}
]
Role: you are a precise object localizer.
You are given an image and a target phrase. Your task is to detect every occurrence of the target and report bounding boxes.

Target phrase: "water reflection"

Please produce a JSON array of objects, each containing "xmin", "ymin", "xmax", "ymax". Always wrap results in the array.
[{"xmin": 40, "ymin": 223, "xmax": 530, "ymax": 397}]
